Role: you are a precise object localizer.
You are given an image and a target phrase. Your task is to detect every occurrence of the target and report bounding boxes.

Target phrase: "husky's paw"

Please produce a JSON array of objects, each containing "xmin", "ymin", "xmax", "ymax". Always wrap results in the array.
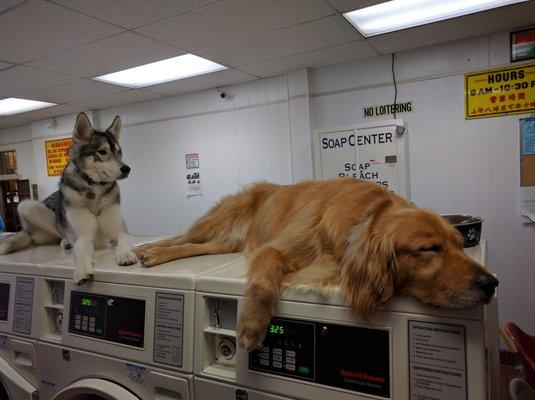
[
  {"xmin": 117, "ymin": 251, "xmax": 137, "ymax": 266},
  {"xmin": 73, "ymin": 269, "xmax": 94, "ymax": 286},
  {"xmin": 237, "ymin": 315, "xmax": 266, "ymax": 352},
  {"xmin": 60, "ymin": 239, "xmax": 72, "ymax": 250}
]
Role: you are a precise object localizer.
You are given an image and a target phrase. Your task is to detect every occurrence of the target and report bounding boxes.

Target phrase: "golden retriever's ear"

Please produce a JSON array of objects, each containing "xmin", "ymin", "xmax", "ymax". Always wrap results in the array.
[{"xmin": 341, "ymin": 201, "xmax": 395, "ymax": 320}]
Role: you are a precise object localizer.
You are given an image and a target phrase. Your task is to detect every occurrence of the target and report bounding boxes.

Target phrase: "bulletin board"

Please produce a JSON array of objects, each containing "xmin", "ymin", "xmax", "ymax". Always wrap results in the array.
[
  {"xmin": 520, "ymin": 117, "xmax": 535, "ymax": 187},
  {"xmin": 45, "ymin": 137, "xmax": 71, "ymax": 176}
]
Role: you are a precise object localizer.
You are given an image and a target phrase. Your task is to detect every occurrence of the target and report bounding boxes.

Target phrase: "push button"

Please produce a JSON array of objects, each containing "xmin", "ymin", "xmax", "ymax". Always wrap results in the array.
[
  {"xmin": 286, "ymin": 357, "xmax": 295, "ymax": 364},
  {"xmin": 273, "ymin": 362, "xmax": 282, "ymax": 368},
  {"xmin": 260, "ymin": 359, "xmax": 269, "ymax": 366},
  {"xmin": 286, "ymin": 364, "xmax": 296, "ymax": 371},
  {"xmin": 260, "ymin": 347, "xmax": 269, "ymax": 353},
  {"xmin": 273, "ymin": 355, "xmax": 282, "ymax": 361},
  {"xmin": 273, "ymin": 348, "xmax": 282, "ymax": 355},
  {"xmin": 260, "ymin": 353, "xmax": 269, "ymax": 359},
  {"xmin": 285, "ymin": 350, "xmax": 295, "ymax": 357}
]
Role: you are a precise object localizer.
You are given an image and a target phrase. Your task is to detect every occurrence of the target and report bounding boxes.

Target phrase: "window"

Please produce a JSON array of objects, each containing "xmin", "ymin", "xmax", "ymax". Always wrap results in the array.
[{"xmin": 0, "ymin": 150, "xmax": 17, "ymax": 175}]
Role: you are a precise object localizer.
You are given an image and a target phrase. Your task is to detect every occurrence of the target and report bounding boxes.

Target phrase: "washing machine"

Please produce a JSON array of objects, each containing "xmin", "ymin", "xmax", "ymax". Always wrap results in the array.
[
  {"xmin": 0, "ymin": 244, "xmax": 69, "ymax": 399},
  {"xmin": 37, "ymin": 245, "xmax": 243, "ymax": 400},
  {"xmin": 193, "ymin": 241, "xmax": 500, "ymax": 400}
]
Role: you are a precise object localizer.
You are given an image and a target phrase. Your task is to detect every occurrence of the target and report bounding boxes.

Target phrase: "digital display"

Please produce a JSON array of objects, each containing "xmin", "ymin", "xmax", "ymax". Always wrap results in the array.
[
  {"xmin": 81, "ymin": 297, "xmax": 97, "ymax": 307},
  {"xmin": 269, "ymin": 324, "xmax": 285, "ymax": 334},
  {"xmin": 0, "ymin": 283, "xmax": 10, "ymax": 322}
]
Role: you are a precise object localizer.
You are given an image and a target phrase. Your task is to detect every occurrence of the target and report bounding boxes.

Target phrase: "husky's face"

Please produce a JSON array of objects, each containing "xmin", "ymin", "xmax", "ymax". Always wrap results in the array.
[{"xmin": 70, "ymin": 113, "xmax": 131, "ymax": 183}]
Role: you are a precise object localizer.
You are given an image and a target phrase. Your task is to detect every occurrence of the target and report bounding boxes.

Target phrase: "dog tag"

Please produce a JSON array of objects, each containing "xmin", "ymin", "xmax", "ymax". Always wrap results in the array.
[{"xmin": 86, "ymin": 188, "xmax": 95, "ymax": 199}]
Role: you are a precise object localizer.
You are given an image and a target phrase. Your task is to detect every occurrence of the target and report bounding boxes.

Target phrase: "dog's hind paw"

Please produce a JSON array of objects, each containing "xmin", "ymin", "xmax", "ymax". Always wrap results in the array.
[
  {"xmin": 0, "ymin": 241, "xmax": 12, "ymax": 255},
  {"xmin": 138, "ymin": 248, "xmax": 163, "ymax": 268},
  {"xmin": 117, "ymin": 251, "xmax": 137, "ymax": 266}
]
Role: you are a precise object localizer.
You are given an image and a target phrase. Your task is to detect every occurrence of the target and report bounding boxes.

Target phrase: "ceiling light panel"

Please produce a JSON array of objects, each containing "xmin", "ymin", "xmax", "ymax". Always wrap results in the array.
[
  {"xmin": 93, "ymin": 54, "xmax": 228, "ymax": 88},
  {"xmin": 344, "ymin": 0, "xmax": 528, "ymax": 37},
  {"xmin": 0, "ymin": 98, "xmax": 56, "ymax": 117}
]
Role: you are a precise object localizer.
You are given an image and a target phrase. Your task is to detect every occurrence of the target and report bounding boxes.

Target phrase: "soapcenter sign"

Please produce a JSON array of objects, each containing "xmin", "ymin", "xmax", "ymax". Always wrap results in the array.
[
  {"xmin": 314, "ymin": 122, "xmax": 409, "ymax": 198},
  {"xmin": 45, "ymin": 138, "xmax": 72, "ymax": 176},
  {"xmin": 465, "ymin": 64, "xmax": 535, "ymax": 119}
]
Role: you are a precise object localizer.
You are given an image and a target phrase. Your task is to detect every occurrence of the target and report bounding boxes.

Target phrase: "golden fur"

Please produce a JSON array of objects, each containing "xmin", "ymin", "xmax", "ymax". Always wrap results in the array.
[{"xmin": 134, "ymin": 179, "xmax": 497, "ymax": 350}]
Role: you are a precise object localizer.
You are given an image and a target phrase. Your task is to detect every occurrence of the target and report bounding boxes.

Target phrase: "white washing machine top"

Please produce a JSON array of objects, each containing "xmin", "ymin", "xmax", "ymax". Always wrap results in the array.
[
  {"xmin": 0, "ymin": 245, "xmax": 68, "ymax": 276},
  {"xmin": 41, "ymin": 248, "xmax": 243, "ymax": 290},
  {"xmin": 197, "ymin": 240, "xmax": 488, "ymax": 320}
]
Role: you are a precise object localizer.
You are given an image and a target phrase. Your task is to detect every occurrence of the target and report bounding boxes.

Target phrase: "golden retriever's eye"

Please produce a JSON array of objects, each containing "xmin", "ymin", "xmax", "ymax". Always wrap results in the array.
[
  {"xmin": 97, "ymin": 150, "xmax": 107, "ymax": 155},
  {"xmin": 418, "ymin": 244, "xmax": 442, "ymax": 253}
]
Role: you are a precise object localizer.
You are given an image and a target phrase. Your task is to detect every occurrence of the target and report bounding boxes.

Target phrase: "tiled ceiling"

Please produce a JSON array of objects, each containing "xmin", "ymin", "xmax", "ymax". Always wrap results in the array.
[{"xmin": 1, "ymin": 0, "xmax": 534, "ymax": 129}]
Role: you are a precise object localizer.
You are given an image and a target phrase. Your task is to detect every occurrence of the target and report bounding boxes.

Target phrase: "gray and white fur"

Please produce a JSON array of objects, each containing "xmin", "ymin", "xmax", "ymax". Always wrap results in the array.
[{"xmin": 0, "ymin": 113, "xmax": 137, "ymax": 284}]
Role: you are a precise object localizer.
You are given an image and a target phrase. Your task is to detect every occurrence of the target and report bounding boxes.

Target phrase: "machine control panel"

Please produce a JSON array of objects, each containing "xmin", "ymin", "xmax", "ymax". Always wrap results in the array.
[
  {"xmin": 249, "ymin": 317, "xmax": 390, "ymax": 398},
  {"xmin": 69, "ymin": 291, "xmax": 146, "ymax": 348},
  {"xmin": 0, "ymin": 282, "xmax": 9, "ymax": 321}
]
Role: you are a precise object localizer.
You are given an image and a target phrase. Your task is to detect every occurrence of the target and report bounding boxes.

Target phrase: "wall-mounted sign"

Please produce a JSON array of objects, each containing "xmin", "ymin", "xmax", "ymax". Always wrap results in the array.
[
  {"xmin": 45, "ymin": 138, "xmax": 71, "ymax": 176},
  {"xmin": 465, "ymin": 64, "xmax": 535, "ymax": 119},
  {"xmin": 511, "ymin": 28, "xmax": 535, "ymax": 63},
  {"xmin": 185, "ymin": 153, "xmax": 199, "ymax": 169},
  {"xmin": 363, "ymin": 101, "xmax": 413, "ymax": 118},
  {"xmin": 312, "ymin": 119, "xmax": 410, "ymax": 199}
]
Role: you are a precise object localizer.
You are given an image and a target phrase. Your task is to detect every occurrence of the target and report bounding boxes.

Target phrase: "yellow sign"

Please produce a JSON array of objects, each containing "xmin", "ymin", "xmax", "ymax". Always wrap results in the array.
[
  {"xmin": 45, "ymin": 138, "xmax": 72, "ymax": 176},
  {"xmin": 465, "ymin": 64, "xmax": 535, "ymax": 119}
]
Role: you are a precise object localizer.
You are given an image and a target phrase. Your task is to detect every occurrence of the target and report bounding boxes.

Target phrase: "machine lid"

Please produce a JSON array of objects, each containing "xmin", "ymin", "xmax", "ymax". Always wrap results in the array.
[
  {"xmin": 42, "ymin": 237, "xmax": 243, "ymax": 290},
  {"xmin": 197, "ymin": 242, "xmax": 487, "ymax": 320},
  {"xmin": 0, "ymin": 356, "xmax": 37, "ymax": 400},
  {"xmin": 52, "ymin": 378, "xmax": 140, "ymax": 400},
  {"xmin": 0, "ymin": 245, "xmax": 68, "ymax": 275}
]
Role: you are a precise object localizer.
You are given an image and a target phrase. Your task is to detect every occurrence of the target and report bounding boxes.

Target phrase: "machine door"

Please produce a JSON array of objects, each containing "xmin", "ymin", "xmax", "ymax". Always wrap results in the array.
[
  {"xmin": 0, "ymin": 356, "xmax": 37, "ymax": 400},
  {"xmin": 53, "ymin": 379, "xmax": 140, "ymax": 400}
]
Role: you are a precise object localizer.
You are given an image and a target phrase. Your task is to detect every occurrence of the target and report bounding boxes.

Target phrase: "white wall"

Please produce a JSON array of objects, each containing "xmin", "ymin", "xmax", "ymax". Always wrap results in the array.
[
  {"xmin": 309, "ymin": 31, "xmax": 534, "ymax": 334},
  {"xmin": 0, "ymin": 30, "xmax": 531, "ymax": 333}
]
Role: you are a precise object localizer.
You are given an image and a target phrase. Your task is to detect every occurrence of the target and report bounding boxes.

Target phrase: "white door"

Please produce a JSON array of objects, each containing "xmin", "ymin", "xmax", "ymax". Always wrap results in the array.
[
  {"xmin": 0, "ymin": 356, "xmax": 37, "ymax": 400},
  {"xmin": 52, "ymin": 379, "xmax": 140, "ymax": 400}
]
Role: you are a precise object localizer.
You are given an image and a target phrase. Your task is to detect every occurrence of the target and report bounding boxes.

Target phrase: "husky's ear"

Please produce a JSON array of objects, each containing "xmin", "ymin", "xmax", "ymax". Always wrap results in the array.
[
  {"xmin": 73, "ymin": 113, "xmax": 93, "ymax": 144},
  {"xmin": 106, "ymin": 116, "xmax": 121, "ymax": 139}
]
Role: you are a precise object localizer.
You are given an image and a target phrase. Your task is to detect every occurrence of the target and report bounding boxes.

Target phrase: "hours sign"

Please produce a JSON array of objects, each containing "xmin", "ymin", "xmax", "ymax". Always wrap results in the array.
[{"xmin": 465, "ymin": 64, "xmax": 535, "ymax": 119}]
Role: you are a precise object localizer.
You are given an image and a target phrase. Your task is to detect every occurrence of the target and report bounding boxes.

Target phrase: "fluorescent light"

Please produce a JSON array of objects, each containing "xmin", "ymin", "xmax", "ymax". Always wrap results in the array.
[
  {"xmin": 344, "ymin": 0, "xmax": 528, "ymax": 37},
  {"xmin": 0, "ymin": 98, "xmax": 56, "ymax": 117},
  {"xmin": 93, "ymin": 54, "xmax": 228, "ymax": 88}
]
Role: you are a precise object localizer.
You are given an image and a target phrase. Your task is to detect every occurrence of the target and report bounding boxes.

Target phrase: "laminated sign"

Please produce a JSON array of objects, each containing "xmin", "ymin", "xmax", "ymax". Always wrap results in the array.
[
  {"xmin": 45, "ymin": 138, "xmax": 72, "ymax": 176},
  {"xmin": 465, "ymin": 64, "xmax": 535, "ymax": 119},
  {"xmin": 313, "ymin": 120, "xmax": 410, "ymax": 199}
]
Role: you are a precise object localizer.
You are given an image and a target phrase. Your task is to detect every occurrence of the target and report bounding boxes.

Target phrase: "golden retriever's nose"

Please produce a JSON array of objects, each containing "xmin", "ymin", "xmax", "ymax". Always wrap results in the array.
[{"xmin": 477, "ymin": 275, "xmax": 499, "ymax": 301}]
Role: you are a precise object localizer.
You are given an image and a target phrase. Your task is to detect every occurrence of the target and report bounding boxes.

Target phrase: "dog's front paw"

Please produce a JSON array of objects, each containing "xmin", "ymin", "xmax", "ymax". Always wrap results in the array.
[
  {"xmin": 237, "ymin": 315, "xmax": 267, "ymax": 352},
  {"xmin": 0, "ymin": 240, "xmax": 12, "ymax": 255},
  {"xmin": 73, "ymin": 268, "xmax": 94, "ymax": 286},
  {"xmin": 117, "ymin": 251, "xmax": 137, "ymax": 266},
  {"xmin": 138, "ymin": 248, "xmax": 163, "ymax": 268}
]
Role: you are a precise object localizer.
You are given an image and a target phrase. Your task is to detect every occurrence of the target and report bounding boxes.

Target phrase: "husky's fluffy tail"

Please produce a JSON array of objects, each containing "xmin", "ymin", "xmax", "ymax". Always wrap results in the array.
[{"xmin": 0, "ymin": 200, "xmax": 60, "ymax": 255}]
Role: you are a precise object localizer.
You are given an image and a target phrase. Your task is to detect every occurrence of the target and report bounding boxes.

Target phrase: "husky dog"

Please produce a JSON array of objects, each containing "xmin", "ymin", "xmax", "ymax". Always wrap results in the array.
[{"xmin": 0, "ymin": 113, "xmax": 137, "ymax": 284}]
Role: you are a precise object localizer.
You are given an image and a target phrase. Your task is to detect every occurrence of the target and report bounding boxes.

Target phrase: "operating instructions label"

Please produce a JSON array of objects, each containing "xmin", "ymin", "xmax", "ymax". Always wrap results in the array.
[
  {"xmin": 409, "ymin": 321, "xmax": 467, "ymax": 400},
  {"xmin": 153, "ymin": 292, "xmax": 184, "ymax": 367},
  {"xmin": 13, "ymin": 277, "xmax": 34, "ymax": 334}
]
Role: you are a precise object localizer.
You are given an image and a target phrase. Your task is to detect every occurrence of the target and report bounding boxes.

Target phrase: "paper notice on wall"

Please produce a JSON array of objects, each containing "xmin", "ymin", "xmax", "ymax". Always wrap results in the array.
[
  {"xmin": 185, "ymin": 170, "xmax": 202, "ymax": 196},
  {"xmin": 520, "ymin": 186, "xmax": 535, "ymax": 222},
  {"xmin": 409, "ymin": 321, "xmax": 467, "ymax": 400}
]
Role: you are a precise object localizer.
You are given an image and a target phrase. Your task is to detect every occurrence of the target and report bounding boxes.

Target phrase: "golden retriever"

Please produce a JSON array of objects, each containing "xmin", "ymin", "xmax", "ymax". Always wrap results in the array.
[{"xmin": 134, "ymin": 178, "xmax": 498, "ymax": 351}]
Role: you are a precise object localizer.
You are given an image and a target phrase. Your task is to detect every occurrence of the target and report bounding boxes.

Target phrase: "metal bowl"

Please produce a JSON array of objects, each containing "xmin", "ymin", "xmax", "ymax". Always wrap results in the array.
[{"xmin": 441, "ymin": 214, "xmax": 483, "ymax": 248}]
